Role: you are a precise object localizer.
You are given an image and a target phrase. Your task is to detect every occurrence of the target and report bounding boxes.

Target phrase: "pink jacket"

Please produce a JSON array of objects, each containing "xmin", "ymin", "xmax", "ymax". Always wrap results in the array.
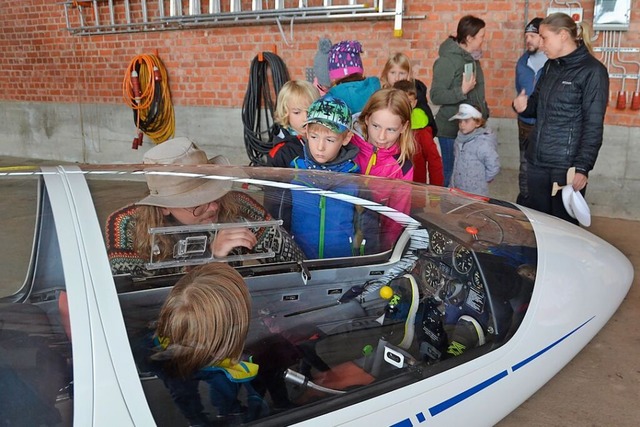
[
  {"xmin": 351, "ymin": 133, "xmax": 414, "ymax": 180},
  {"xmin": 350, "ymin": 133, "xmax": 413, "ymax": 249}
]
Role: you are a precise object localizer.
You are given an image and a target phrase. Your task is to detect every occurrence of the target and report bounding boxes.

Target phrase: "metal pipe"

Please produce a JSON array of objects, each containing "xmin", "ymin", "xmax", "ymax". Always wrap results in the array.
[
  {"xmin": 614, "ymin": 31, "xmax": 640, "ymax": 92},
  {"xmin": 109, "ymin": 0, "xmax": 115, "ymax": 26},
  {"xmin": 142, "ymin": 0, "xmax": 149, "ymax": 23},
  {"xmin": 284, "ymin": 369, "xmax": 346, "ymax": 395},
  {"xmin": 124, "ymin": 0, "xmax": 131, "ymax": 24},
  {"xmin": 92, "ymin": 0, "xmax": 100, "ymax": 28}
]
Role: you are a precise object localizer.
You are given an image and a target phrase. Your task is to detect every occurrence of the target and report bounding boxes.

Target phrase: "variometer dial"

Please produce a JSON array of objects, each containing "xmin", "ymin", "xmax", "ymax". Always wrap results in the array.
[
  {"xmin": 429, "ymin": 231, "xmax": 450, "ymax": 255},
  {"xmin": 452, "ymin": 245, "xmax": 474, "ymax": 274},
  {"xmin": 420, "ymin": 260, "xmax": 443, "ymax": 293}
]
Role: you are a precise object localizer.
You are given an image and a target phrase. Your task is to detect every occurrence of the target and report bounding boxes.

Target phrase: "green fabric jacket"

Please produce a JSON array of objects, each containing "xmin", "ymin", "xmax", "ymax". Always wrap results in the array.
[{"xmin": 430, "ymin": 37, "xmax": 490, "ymax": 139}]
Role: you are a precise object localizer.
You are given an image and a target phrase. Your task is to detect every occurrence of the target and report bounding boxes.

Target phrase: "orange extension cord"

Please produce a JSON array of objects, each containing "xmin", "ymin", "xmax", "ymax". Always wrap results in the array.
[{"xmin": 122, "ymin": 54, "xmax": 175, "ymax": 146}]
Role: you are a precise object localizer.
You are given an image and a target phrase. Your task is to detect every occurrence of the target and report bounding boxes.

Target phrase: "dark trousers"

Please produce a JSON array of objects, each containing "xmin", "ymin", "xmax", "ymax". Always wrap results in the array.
[
  {"xmin": 526, "ymin": 162, "xmax": 583, "ymax": 225},
  {"xmin": 438, "ymin": 136, "xmax": 455, "ymax": 187},
  {"xmin": 516, "ymin": 120, "xmax": 534, "ymax": 204}
]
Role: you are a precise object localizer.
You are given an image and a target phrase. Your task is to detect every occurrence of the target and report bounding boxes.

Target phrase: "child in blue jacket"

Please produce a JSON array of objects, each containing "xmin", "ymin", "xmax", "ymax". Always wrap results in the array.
[{"xmin": 289, "ymin": 95, "xmax": 361, "ymax": 259}]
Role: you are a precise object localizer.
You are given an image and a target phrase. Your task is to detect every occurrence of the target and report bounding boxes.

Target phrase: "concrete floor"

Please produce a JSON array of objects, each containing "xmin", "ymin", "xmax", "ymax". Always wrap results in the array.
[{"xmin": 2, "ymin": 156, "xmax": 638, "ymax": 424}]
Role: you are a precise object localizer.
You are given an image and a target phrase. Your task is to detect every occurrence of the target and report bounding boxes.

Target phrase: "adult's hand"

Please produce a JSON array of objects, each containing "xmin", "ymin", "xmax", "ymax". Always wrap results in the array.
[
  {"xmin": 513, "ymin": 89, "xmax": 528, "ymax": 113},
  {"xmin": 211, "ymin": 227, "xmax": 257, "ymax": 258},
  {"xmin": 572, "ymin": 172, "xmax": 588, "ymax": 192},
  {"xmin": 461, "ymin": 73, "xmax": 476, "ymax": 95}
]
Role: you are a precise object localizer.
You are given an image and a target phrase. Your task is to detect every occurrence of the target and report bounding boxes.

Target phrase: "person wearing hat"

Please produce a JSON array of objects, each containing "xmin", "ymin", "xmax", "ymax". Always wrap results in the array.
[
  {"xmin": 105, "ymin": 137, "xmax": 305, "ymax": 276},
  {"xmin": 312, "ymin": 37, "xmax": 332, "ymax": 95},
  {"xmin": 514, "ymin": 17, "xmax": 547, "ymax": 205},
  {"xmin": 326, "ymin": 40, "xmax": 381, "ymax": 114},
  {"xmin": 288, "ymin": 95, "xmax": 364, "ymax": 259},
  {"xmin": 448, "ymin": 103, "xmax": 500, "ymax": 197}
]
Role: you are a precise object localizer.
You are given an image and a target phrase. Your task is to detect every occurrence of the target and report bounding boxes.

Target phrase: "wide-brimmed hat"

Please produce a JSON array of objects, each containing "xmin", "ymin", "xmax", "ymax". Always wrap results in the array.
[{"xmin": 137, "ymin": 137, "xmax": 232, "ymax": 208}]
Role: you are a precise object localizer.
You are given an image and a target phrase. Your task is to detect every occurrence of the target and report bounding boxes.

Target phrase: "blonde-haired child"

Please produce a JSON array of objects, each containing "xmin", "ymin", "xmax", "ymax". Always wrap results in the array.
[
  {"xmin": 449, "ymin": 103, "xmax": 500, "ymax": 196},
  {"xmin": 380, "ymin": 52, "xmax": 438, "ymax": 138},
  {"xmin": 151, "ymin": 263, "xmax": 266, "ymax": 424},
  {"xmin": 268, "ymin": 80, "xmax": 320, "ymax": 168},
  {"xmin": 353, "ymin": 88, "xmax": 414, "ymax": 180},
  {"xmin": 352, "ymin": 88, "xmax": 415, "ymax": 250}
]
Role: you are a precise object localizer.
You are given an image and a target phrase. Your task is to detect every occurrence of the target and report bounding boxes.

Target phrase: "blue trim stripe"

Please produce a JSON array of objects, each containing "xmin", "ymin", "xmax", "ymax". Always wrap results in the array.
[
  {"xmin": 388, "ymin": 317, "xmax": 596, "ymax": 426},
  {"xmin": 390, "ymin": 419, "xmax": 413, "ymax": 427},
  {"xmin": 511, "ymin": 316, "xmax": 595, "ymax": 372},
  {"xmin": 429, "ymin": 370, "xmax": 508, "ymax": 416}
]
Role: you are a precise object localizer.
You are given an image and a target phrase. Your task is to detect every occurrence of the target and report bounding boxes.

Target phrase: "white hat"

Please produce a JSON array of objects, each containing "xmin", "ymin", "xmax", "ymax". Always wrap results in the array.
[
  {"xmin": 137, "ymin": 137, "xmax": 232, "ymax": 208},
  {"xmin": 449, "ymin": 104, "xmax": 483, "ymax": 121}
]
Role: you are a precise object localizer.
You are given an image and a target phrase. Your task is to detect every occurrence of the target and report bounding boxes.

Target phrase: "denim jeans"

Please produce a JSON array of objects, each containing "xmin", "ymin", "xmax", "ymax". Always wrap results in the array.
[{"xmin": 438, "ymin": 137, "xmax": 455, "ymax": 187}]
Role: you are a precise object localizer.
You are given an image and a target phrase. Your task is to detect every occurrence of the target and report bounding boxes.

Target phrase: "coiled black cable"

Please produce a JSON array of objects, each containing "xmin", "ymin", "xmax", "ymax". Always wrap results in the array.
[{"xmin": 242, "ymin": 52, "xmax": 290, "ymax": 166}]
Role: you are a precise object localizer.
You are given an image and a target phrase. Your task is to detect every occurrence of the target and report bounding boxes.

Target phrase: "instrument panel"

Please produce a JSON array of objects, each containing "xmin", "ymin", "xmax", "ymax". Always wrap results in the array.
[{"xmin": 414, "ymin": 230, "xmax": 487, "ymax": 315}]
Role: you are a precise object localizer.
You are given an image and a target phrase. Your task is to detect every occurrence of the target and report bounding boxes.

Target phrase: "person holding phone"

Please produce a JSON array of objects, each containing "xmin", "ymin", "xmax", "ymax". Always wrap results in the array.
[{"xmin": 431, "ymin": 15, "xmax": 490, "ymax": 186}]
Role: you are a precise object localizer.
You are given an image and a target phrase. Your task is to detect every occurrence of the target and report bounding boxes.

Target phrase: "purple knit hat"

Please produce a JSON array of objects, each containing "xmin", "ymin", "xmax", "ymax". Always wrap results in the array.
[{"xmin": 328, "ymin": 40, "xmax": 364, "ymax": 81}]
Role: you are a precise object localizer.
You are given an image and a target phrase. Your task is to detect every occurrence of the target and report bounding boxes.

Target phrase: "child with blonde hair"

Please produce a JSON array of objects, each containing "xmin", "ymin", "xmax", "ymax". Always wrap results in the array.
[
  {"xmin": 353, "ymin": 88, "xmax": 414, "ymax": 180},
  {"xmin": 150, "ymin": 263, "xmax": 267, "ymax": 424},
  {"xmin": 380, "ymin": 52, "xmax": 438, "ymax": 137},
  {"xmin": 267, "ymin": 80, "xmax": 320, "ymax": 167},
  {"xmin": 352, "ymin": 88, "xmax": 415, "ymax": 249},
  {"xmin": 449, "ymin": 103, "xmax": 500, "ymax": 196}
]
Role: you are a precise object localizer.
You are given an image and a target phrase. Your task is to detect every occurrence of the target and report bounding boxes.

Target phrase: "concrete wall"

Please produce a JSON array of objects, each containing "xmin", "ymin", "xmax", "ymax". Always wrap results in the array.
[{"xmin": 1, "ymin": 101, "xmax": 638, "ymax": 221}]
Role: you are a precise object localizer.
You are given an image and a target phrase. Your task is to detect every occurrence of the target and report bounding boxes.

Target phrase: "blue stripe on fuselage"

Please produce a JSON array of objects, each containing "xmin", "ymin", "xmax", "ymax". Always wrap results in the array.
[{"xmin": 389, "ymin": 316, "xmax": 595, "ymax": 426}]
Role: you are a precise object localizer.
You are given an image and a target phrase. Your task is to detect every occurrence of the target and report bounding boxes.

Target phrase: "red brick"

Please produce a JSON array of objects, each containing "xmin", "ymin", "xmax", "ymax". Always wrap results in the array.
[{"xmin": 0, "ymin": 0, "xmax": 638, "ymax": 127}]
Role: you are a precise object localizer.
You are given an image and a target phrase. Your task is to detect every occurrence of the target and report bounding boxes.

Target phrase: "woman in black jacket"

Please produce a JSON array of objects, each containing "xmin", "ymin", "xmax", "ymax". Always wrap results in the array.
[{"xmin": 513, "ymin": 12, "xmax": 609, "ymax": 224}]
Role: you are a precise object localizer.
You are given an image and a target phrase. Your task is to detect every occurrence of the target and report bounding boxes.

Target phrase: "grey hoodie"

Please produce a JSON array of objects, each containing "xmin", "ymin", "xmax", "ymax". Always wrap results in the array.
[{"xmin": 430, "ymin": 37, "xmax": 490, "ymax": 139}]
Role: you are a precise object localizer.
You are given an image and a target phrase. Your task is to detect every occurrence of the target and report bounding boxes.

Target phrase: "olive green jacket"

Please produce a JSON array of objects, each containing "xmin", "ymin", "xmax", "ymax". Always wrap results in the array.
[{"xmin": 430, "ymin": 37, "xmax": 490, "ymax": 139}]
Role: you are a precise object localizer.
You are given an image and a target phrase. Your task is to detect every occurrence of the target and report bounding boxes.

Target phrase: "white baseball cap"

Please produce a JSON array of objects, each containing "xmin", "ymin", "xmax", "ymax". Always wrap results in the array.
[{"xmin": 449, "ymin": 104, "xmax": 483, "ymax": 121}]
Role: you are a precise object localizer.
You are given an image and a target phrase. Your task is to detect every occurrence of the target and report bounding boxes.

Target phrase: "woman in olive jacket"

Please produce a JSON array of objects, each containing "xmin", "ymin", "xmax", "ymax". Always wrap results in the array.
[
  {"xmin": 513, "ymin": 13, "xmax": 609, "ymax": 224},
  {"xmin": 431, "ymin": 15, "xmax": 490, "ymax": 187}
]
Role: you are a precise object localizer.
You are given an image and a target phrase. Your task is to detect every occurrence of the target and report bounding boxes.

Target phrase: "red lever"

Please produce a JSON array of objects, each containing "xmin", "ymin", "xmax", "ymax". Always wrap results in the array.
[
  {"xmin": 616, "ymin": 91, "xmax": 626, "ymax": 110},
  {"xmin": 631, "ymin": 92, "xmax": 640, "ymax": 111}
]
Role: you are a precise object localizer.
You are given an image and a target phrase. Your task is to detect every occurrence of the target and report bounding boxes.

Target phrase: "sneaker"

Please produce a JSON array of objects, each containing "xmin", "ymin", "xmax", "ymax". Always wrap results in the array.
[{"xmin": 446, "ymin": 315, "xmax": 485, "ymax": 357}]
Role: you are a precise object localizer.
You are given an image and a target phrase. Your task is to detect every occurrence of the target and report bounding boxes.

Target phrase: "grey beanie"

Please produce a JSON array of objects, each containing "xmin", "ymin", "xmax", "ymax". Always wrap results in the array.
[{"xmin": 313, "ymin": 38, "xmax": 332, "ymax": 87}]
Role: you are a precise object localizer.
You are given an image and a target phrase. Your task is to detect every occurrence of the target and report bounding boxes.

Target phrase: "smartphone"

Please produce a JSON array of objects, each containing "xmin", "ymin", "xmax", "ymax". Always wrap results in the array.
[{"xmin": 464, "ymin": 62, "xmax": 474, "ymax": 82}]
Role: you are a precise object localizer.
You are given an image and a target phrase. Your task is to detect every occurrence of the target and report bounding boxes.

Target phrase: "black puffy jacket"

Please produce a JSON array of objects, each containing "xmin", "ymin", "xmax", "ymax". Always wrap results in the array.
[{"xmin": 521, "ymin": 44, "xmax": 609, "ymax": 175}]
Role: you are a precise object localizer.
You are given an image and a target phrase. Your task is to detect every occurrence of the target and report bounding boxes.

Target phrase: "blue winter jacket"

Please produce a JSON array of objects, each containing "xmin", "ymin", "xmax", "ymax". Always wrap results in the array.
[
  {"xmin": 515, "ymin": 52, "xmax": 546, "ymax": 125},
  {"xmin": 290, "ymin": 144, "xmax": 360, "ymax": 259}
]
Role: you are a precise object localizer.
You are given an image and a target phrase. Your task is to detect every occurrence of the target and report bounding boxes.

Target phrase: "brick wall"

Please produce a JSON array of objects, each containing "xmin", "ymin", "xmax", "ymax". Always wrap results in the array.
[{"xmin": 1, "ymin": 0, "xmax": 639, "ymax": 126}]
